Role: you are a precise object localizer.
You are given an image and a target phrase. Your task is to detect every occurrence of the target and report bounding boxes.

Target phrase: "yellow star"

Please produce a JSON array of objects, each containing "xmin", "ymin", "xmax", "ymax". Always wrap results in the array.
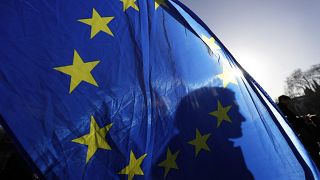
[
  {"xmin": 72, "ymin": 116, "xmax": 113, "ymax": 163},
  {"xmin": 188, "ymin": 128, "xmax": 211, "ymax": 157},
  {"xmin": 155, "ymin": 0, "xmax": 168, "ymax": 10},
  {"xmin": 78, "ymin": 8, "xmax": 114, "ymax": 39},
  {"xmin": 54, "ymin": 50, "xmax": 100, "ymax": 93},
  {"xmin": 118, "ymin": 151, "xmax": 147, "ymax": 180},
  {"xmin": 201, "ymin": 34, "xmax": 221, "ymax": 51},
  {"xmin": 121, "ymin": 0, "xmax": 139, "ymax": 12},
  {"xmin": 158, "ymin": 148, "xmax": 179, "ymax": 178},
  {"xmin": 217, "ymin": 66, "xmax": 238, "ymax": 88},
  {"xmin": 209, "ymin": 100, "xmax": 232, "ymax": 127}
]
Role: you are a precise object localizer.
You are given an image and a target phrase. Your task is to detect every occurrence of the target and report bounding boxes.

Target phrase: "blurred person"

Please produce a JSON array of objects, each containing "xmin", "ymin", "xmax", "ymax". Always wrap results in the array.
[{"xmin": 277, "ymin": 95, "xmax": 320, "ymax": 167}]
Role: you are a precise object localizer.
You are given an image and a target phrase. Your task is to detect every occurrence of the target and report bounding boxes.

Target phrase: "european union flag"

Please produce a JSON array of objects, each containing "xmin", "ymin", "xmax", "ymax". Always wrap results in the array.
[{"xmin": 0, "ymin": 0, "xmax": 319, "ymax": 179}]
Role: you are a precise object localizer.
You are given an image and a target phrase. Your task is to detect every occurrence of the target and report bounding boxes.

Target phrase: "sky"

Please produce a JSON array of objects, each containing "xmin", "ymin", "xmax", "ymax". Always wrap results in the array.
[{"xmin": 180, "ymin": 0, "xmax": 320, "ymax": 99}]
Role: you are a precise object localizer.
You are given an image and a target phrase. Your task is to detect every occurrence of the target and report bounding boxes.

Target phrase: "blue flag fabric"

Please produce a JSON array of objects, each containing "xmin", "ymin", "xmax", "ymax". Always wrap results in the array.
[{"xmin": 0, "ymin": 0, "xmax": 319, "ymax": 179}]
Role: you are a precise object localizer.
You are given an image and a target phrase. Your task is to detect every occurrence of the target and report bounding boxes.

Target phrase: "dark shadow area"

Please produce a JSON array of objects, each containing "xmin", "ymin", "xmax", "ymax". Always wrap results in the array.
[
  {"xmin": 153, "ymin": 87, "xmax": 253, "ymax": 179},
  {"xmin": 0, "ymin": 128, "xmax": 36, "ymax": 179}
]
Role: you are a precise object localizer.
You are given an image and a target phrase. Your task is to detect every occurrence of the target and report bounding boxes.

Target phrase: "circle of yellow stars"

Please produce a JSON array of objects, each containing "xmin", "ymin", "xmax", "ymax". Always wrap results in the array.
[{"xmin": 53, "ymin": 0, "xmax": 241, "ymax": 179}]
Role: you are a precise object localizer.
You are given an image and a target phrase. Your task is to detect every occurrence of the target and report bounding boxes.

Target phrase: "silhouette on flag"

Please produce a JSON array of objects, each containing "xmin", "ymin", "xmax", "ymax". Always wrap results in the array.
[{"xmin": 0, "ymin": 0, "xmax": 319, "ymax": 179}]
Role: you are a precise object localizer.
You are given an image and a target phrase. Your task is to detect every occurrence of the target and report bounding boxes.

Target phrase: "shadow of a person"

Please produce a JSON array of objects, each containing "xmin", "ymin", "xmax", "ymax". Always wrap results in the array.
[{"xmin": 153, "ymin": 87, "xmax": 253, "ymax": 179}]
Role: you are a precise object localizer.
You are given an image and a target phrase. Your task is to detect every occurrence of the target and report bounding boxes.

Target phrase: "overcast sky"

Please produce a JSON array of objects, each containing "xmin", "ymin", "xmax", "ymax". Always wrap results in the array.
[{"xmin": 180, "ymin": 0, "xmax": 320, "ymax": 99}]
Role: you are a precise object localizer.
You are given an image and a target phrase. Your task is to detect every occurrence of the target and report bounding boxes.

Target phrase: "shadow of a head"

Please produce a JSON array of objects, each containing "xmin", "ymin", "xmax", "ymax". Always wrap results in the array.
[
  {"xmin": 153, "ymin": 87, "xmax": 253, "ymax": 179},
  {"xmin": 175, "ymin": 87, "xmax": 245, "ymax": 139}
]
